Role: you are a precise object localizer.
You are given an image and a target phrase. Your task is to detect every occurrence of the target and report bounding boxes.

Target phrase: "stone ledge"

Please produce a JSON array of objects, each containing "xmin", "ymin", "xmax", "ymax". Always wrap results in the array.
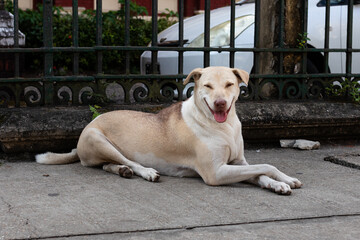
[
  {"xmin": 1, "ymin": 101, "xmax": 359, "ymax": 153},
  {"xmin": 239, "ymin": 101, "xmax": 360, "ymax": 142}
]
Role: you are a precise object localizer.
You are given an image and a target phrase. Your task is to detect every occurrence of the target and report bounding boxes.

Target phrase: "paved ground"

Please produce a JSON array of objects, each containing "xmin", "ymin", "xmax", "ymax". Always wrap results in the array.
[{"xmin": 1, "ymin": 142, "xmax": 360, "ymax": 240}]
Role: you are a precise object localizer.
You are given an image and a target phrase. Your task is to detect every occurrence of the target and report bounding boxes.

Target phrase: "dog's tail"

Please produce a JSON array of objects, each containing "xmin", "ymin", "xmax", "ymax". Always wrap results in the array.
[{"xmin": 35, "ymin": 148, "xmax": 79, "ymax": 165}]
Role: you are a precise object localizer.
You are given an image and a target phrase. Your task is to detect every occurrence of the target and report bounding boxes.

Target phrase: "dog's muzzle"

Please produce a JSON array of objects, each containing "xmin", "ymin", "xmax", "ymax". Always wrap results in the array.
[{"xmin": 204, "ymin": 98, "xmax": 233, "ymax": 123}]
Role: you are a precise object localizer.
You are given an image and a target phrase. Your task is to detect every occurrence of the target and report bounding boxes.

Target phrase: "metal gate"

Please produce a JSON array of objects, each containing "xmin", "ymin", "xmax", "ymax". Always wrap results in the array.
[{"xmin": 0, "ymin": 0, "xmax": 359, "ymax": 107}]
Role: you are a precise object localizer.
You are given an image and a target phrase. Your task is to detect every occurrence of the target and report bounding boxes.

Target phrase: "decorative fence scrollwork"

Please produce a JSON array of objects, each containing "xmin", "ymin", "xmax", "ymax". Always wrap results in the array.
[
  {"xmin": 56, "ymin": 86, "xmax": 72, "ymax": 105},
  {"xmin": 24, "ymin": 86, "xmax": 42, "ymax": 107},
  {"xmin": 0, "ymin": 76, "xmax": 358, "ymax": 108},
  {"xmin": 131, "ymin": 82, "xmax": 150, "ymax": 103},
  {"xmin": 307, "ymin": 78, "xmax": 326, "ymax": 99}
]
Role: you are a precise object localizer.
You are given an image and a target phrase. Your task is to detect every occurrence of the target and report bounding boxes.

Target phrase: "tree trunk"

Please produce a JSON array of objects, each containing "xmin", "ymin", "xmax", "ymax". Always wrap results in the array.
[
  {"xmin": 283, "ymin": 0, "xmax": 303, "ymax": 74},
  {"xmin": 257, "ymin": 0, "xmax": 279, "ymax": 76},
  {"xmin": 256, "ymin": 0, "xmax": 304, "ymax": 97}
]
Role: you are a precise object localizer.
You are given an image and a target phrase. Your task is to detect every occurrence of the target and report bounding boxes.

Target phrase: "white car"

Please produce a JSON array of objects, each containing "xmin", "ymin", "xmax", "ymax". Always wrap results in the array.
[{"xmin": 140, "ymin": 0, "xmax": 360, "ymax": 75}]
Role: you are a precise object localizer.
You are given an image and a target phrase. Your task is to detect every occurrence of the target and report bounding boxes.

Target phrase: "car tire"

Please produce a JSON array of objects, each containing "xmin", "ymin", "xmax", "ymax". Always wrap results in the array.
[{"xmin": 307, "ymin": 58, "xmax": 320, "ymax": 73}]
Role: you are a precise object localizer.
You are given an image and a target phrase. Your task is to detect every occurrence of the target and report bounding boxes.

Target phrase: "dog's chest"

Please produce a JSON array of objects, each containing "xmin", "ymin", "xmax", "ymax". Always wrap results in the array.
[
  {"xmin": 198, "ymin": 124, "xmax": 242, "ymax": 163},
  {"xmin": 216, "ymin": 132, "xmax": 241, "ymax": 162}
]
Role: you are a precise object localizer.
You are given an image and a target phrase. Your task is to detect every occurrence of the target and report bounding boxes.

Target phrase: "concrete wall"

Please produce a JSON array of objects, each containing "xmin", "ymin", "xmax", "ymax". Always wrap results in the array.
[
  {"xmin": 1, "ymin": 102, "xmax": 360, "ymax": 153},
  {"xmin": 18, "ymin": 0, "xmax": 33, "ymax": 10},
  {"xmin": 15, "ymin": 0, "xmax": 178, "ymax": 13},
  {"xmin": 159, "ymin": 0, "xmax": 177, "ymax": 13},
  {"xmin": 94, "ymin": 0, "xmax": 121, "ymax": 12}
]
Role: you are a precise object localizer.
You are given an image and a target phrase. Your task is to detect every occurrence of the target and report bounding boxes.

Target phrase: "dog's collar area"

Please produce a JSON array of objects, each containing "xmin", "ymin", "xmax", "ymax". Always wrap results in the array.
[{"xmin": 204, "ymin": 98, "xmax": 233, "ymax": 123}]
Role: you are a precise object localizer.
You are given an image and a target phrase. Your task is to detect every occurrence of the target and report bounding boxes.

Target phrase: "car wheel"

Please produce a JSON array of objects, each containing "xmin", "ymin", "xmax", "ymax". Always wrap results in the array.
[
  {"xmin": 307, "ymin": 58, "xmax": 320, "ymax": 73},
  {"xmin": 306, "ymin": 58, "xmax": 327, "ymax": 99}
]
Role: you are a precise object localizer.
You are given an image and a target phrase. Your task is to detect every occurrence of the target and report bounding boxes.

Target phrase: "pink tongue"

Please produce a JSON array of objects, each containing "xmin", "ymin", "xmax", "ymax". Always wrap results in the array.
[{"xmin": 214, "ymin": 111, "xmax": 227, "ymax": 123}]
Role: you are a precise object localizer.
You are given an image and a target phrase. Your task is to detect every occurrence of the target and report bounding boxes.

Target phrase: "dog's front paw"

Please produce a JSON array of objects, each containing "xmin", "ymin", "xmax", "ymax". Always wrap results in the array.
[
  {"xmin": 285, "ymin": 177, "xmax": 302, "ymax": 189},
  {"xmin": 268, "ymin": 182, "xmax": 292, "ymax": 195},
  {"xmin": 140, "ymin": 168, "xmax": 160, "ymax": 182}
]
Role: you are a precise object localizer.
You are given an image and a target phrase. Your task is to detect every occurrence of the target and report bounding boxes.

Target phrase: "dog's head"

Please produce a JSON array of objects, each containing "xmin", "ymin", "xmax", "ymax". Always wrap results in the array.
[{"xmin": 184, "ymin": 66, "xmax": 249, "ymax": 123}]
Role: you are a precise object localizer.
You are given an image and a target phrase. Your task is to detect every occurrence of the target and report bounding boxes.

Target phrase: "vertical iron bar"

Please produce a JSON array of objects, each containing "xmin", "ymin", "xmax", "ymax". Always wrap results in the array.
[
  {"xmin": 301, "ymin": 0, "xmax": 308, "ymax": 74},
  {"xmin": 324, "ymin": 0, "xmax": 330, "ymax": 73},
  {"xmin": 13, "ymin": 0, "xmax": 20, "ymax": 107},
  {"xmin": 279, "ymin": 0, "xmax": 284, "ymax": 74},
  {"xmin": 125, "ymin": 0, "xmax": 130, "ymax": 74},
  {"xmin": 177, "ymin": 0, "xmax": 184, "ymax": 100},
  {"xmin": 204, "ymin": 0, "xmax": 210, "ymax": 67},
  {"xmin": 254, "ymin": 0, "xmax": 261, "ymax": 100},
  {"xmin": 229, "ymin": 0, "xmax": 235, "ymax": 68},
  {"xmin": 254, "ymin": 0, "xmax": 260, "ymax": 74},
  {"xmin": 124, "ymin": 0, "xmax": 131, "ymax": 104},
  {"xmin": 151, "ymin": 0, "xmax": 158, "ymax": 74},
  {"xmin": 301, "ymin": 0, "xmax": 308, "ymax": 99},
  {"xmin": 13, "ymin": 0, "xmax": 19, "ymax": 77},
  {"xmin": 72, "ymin": 0, "xmax": 79, "ymax": 75},
  {"xmin": 96, "ymin": 0, "xmax": 103, "ymax": 74},
  {"xmin": 178, "ymin": 0, "xmax": 184, "ymax": 75},
  {"xmin": 43, "ymin": 0, "xmax": 54, "ymax": 105},
  {"xmin": 346, "ymin": 0, "xmax": 353, "ymax": 76}
]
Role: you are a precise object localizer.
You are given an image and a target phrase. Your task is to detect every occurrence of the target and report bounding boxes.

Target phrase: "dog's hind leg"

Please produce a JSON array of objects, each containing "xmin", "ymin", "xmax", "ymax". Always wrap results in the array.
[
  {"xmin": 78, "ymin": 128, "xmax": 160, "ymax": 182},
  {"xmin": 103, "ymin": 163, "xmax": 134, "ymax": 178}
]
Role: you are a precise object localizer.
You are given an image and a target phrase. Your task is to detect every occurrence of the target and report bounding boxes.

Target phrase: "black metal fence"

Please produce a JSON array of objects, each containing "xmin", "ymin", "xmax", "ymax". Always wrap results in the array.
[{"xmin": 0, "ymin": 0, "xmax": 359, "ymax": 107}]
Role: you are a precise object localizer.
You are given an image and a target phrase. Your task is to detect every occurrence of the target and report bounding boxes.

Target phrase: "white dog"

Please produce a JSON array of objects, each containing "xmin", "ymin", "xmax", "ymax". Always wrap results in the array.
[{"xmin": 36, "ymin": 66, "xmax": 302, "ymax": 195}]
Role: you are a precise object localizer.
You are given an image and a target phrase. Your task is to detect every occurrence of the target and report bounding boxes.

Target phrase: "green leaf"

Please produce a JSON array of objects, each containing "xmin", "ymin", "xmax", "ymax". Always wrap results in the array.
[{"xmin": 89, "ymin": 105, "xmax": 101, "ymax": 120}]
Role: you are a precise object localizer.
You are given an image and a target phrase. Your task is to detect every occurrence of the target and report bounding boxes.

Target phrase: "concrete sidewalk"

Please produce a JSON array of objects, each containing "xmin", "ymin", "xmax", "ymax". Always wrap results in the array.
[{"xmin": 1, "ymin": 143, "xmax": 360, "ymax": 240}]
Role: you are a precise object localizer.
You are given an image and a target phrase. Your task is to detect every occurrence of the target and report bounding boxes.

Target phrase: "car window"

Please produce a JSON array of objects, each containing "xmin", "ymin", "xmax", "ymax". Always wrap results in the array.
[
  {"xmin": 316, "ymin": 0, "xmax": 360, "ymax": 7},
  {"xmin": 188, "ymin": 15, "xmax": 255, "ymax": 47}
]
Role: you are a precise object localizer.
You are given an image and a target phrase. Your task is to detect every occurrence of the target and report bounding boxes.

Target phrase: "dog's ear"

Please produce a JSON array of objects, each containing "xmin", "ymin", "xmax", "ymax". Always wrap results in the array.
[
  {"xmin": 232, "ymin": 69, "xmax": 249, "ymax": 86},
  {"xmin": 183, "ymin": 68, "xmax": 203, "ymax": 85}
]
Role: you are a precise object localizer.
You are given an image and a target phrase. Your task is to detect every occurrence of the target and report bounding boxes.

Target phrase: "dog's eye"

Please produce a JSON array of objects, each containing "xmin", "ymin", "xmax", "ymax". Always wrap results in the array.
[
  {"xmin": 204, "ymin": 84, "xmax": 213, "ymax": 89},
  {"xmin": 225, "ymin": 82, "xmax": 234, "ymax": 88}
]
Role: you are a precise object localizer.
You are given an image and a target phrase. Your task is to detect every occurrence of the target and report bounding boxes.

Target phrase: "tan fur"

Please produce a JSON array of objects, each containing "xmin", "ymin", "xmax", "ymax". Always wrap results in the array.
[{"xmin": 36, "ymin": 66, "xmax": 302, "ymax": 195}]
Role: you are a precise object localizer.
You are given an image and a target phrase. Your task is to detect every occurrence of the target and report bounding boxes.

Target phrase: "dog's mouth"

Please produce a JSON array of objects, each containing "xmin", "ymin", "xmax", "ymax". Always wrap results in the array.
[{"xmin": 204, "ymin": 98, "xmax": 233, "ymax": 123}]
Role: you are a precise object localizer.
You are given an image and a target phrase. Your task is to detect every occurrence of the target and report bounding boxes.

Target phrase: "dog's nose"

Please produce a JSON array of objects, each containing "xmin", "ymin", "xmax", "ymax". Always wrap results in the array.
[{"xmin": 214, "ymin": 99, "xmax": 226, "ymax": 109}]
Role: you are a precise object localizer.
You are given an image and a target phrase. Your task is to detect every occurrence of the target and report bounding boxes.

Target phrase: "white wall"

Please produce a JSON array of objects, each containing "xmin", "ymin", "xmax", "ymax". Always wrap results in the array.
[
  {"xmin": 159, "ymin": 0, "xmax": 177, "ymax": 13},
  {"xmin": 18, "ymin": 0, "xmax": 33, "ymax": 10},
  {"xmin": 94, "ymin": 0, "xmax": 121, "ymax": 12}
]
